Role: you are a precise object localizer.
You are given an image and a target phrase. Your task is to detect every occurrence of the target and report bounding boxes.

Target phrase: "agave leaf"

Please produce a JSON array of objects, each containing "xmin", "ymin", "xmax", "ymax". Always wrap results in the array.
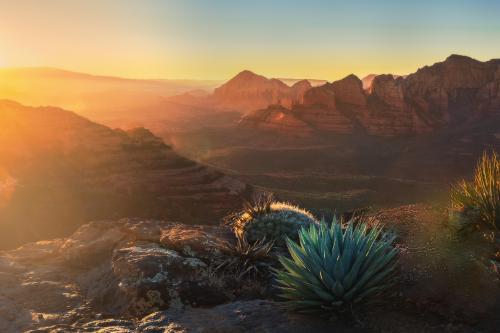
[
  {"xmin": 310, "ymin": 284, "xmax": 337, "ymax": 302},
  {"xmin": 352, "ymin": 249, "xmax": 396, "ymax": 291},
  {"xmin": 342, "ymin": 248, "xmax": 366, "ymax": 291},
  {"xmin": 286, "ymin": 237, "xmax": 308, "ymax": 266},
  {"xmin": 332, "ymin": 254, "xmax": 345, "ymax": 282},
  {"xmin": 331, "ymin": 281, "xmax": 345, "ymax": 298},
  {"xmin": 278, "ymin": 285, "xmax": 320, "ymax": 301},
  {"xmin": 279, "ymin": 256, "xmax": 321, "ymax": 286},
  {"xmin": 319, "ymin": 269, "xmax": 335, "ymax": 290},
  {"xmin": 363, "ymin": 262, "xmax": 397, "ymax": 290},
  {"xmin": 333, "ymin": 220, "xmax": 343, "ymax": 250},
  {"xmin": 340, "ymin": 229, "xmax": 355, "ymax": 272}
]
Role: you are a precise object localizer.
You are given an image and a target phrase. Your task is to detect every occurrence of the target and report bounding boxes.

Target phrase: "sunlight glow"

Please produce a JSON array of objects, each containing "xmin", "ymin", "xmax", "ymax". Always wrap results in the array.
[{"xmin": 0, "ymin": 168, "xmax": 17, "ymax": 209}]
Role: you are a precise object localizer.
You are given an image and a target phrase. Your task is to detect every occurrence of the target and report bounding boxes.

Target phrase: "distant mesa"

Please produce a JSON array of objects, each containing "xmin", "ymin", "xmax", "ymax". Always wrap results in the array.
[
  {"xmin": 361, "ymin": 74, "xmax": 378, "ymax": 90},
  {"xmin": 211, "ymin": 70, "xmax": 312, "ymax": 112},
  {"xmin": 4, "ymin": 55, "xmax": 500, "ymax": 139},
  {"xmin": 241, "ymin": 55, "xmax": 500, "ymax": 137},
  {"xmin": 166, "ymin": 70, "xmax": 319, "ymax": 113},
  {"xmin": 279, "ymin": 77, "xmax": 328, "ymax": 87},
  {"xmin": 362, "ymin": 74, "xmax": 405, "ymax": 91}
]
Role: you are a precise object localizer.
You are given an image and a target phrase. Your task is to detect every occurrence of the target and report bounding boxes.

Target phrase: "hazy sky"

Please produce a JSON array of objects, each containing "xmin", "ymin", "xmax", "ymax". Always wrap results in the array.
[{"xmin": 0, "ymin": 0, "xmax": 499, "ymax": 80}]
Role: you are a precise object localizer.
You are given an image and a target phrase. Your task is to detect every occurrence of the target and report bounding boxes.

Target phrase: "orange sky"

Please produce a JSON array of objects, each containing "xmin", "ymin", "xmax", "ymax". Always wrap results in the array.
[{"xmin": 1, "ymin": 1, "xmax": 499, "ymax": 80}]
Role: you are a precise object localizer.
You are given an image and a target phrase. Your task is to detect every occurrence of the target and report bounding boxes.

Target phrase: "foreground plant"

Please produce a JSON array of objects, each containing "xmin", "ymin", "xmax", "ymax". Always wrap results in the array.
[
  {"xmin": 451, "ymin": 151, "xmax": 500, "ymax": 231},
  {"xmin": 217, "ymin": 235, "xmax": 275, "ymax": 279},
  {"xmin": 275, "ymin": 217, "xmax": 398, "ymax": 313},
  {"xmin": 232, "ymin": 195, "xmax": 319, "ymax": 244}
]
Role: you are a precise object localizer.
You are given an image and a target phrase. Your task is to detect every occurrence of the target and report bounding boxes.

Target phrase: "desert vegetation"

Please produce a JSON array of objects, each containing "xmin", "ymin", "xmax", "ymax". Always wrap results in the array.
[
  {"xmin": 231, "ymin": 195, "xmax": 320, "ymax": 244},
  {"xmin": 450, "ymin": 151, "xmax": 500, "ymax": 232},
  {"xmin": 275, "ymin": 217, "xmax": 398, "ymax": 315},
  {"xmin": 217, "ymin": 234, "xmax": 275, "ymax": 279}
]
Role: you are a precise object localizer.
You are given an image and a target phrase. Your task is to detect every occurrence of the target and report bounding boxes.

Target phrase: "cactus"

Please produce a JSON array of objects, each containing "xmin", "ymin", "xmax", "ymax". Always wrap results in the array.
[
  {"xmin": 233, "ymin": 199, "xmax": 319, "ymax": 244},
  {"xmin": 275, "ymin": 217, "xmax": 398, "ymax": 313}
]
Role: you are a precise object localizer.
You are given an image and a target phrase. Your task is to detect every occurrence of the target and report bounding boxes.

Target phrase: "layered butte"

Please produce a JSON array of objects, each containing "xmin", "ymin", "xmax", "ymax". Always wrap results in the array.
[{"xmin": 240, "ymin": 55, "xmax": 500, "ymax": 136}]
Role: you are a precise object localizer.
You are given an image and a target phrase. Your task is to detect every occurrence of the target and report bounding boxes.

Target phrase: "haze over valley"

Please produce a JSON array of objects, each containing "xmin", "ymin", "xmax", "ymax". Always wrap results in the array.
[
  {"xmin": 3, "ymin": 55, "xmax": 499, "ymax": 223},
  {"xmin": 0, "ymin": 1, "xmax": 499, "ymax": 332}
]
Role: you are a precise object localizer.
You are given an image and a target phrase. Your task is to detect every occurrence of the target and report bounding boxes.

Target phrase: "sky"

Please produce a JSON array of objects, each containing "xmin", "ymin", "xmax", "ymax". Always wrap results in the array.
[{"xmin": 0, "ymin": 0, "xmax": 499, "ymax": 80}]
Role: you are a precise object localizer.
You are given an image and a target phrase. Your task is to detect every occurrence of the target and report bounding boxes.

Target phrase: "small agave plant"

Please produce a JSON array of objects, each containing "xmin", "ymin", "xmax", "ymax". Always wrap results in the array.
[
  {"xmin": 275, "ymin": 217, "xmax": 398, "ymax": 313},
  {"xmin": 218, "ymin": 235, "xmax": 275, "ymax": 279}
]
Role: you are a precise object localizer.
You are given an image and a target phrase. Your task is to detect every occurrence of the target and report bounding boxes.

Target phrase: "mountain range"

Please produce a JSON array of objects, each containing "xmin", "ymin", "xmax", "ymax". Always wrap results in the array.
[{"xmin": 240, "ymin": 55, "xmax": 500, "ymax": 136}]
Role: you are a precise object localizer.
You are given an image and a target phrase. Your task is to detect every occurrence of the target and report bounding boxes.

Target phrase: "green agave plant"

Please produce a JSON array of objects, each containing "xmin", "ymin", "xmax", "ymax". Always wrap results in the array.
[
  {"xmin": 451, "ymin": 151, "xmax": 500, "ymax": 231},
  {"xmin": 275, "ymin": 217, "xmax": 398, "ymax": 313}
]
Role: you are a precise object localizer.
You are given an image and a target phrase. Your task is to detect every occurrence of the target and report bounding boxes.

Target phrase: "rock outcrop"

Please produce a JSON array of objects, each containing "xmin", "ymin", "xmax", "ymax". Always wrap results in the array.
[
  {"xmin": 241, "ymin": 55, "xmax": 500, "ymax": 137},
  {"xmin": 0, "ymin": 206, "xmax": 497, "ymax": 332},
  {"xmin": 361, "ymin": 74, "xmax": 378, "ymax": 90},
  {"xmin": 238, "ymin": 105, "xmax": 314, "ymax": 137},
  {"xmin": 211, "ymin": 70, "xmax": 312, "ymax": 112},
  {"xmin": 0, "ymin": 100, "xmax": 251, "ymax": 249}
]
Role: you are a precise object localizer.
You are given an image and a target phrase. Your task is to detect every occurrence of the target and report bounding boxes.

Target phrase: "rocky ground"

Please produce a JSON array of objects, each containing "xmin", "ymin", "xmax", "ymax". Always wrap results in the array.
[{"xmin": 0, "ymin": 205, "xmax": 498, "ymax": 332}]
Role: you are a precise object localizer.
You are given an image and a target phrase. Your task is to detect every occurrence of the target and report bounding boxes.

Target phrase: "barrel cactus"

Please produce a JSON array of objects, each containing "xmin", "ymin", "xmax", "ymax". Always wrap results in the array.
[
  {"xmin": 233, "ymin": 200, "xmax": 319, "ymax": 244},
  {"xmin": 275, "ymin": 217, "xmax": 398, "ymax": 313}
]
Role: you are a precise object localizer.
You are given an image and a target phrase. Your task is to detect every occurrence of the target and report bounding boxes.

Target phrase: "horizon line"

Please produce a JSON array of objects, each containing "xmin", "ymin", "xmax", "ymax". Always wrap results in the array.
[{"xmin": 1, "ymin": 53, "xmax": 497, "ymax": 83}]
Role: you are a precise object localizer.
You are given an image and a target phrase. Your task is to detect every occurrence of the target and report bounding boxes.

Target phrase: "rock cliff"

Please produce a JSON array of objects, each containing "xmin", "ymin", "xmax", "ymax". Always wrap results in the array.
[
  {"xmin": 241, "ymin": 55, "xmax": 500, "ymax": 137},
  {"xmin": 211, "ymin": 70, "xmax": 311, "ymax": 112}
]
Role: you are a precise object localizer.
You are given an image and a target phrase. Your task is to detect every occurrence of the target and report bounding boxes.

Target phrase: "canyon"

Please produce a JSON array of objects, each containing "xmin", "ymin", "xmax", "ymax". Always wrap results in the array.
[{"xmin": 2, "ymin": 54, "xmax": 500, "ymax": 247}]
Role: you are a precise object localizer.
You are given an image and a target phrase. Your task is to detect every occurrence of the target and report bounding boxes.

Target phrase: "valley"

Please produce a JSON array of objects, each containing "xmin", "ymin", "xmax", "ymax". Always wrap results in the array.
[{"xmin": 2, "ymin": 2, "xmax": 500, "ymax": 332}]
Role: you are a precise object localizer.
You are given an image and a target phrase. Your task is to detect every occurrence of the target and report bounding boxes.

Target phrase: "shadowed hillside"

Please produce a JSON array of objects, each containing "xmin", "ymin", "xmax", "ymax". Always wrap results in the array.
[{"xmin": 0, "ymin": 100, "xmax": 250, "ymax": 249}]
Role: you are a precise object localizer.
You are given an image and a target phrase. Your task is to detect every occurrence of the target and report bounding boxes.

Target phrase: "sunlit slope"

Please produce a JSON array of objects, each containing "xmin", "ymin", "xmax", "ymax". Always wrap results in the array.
[{"xmin": 0, "ymin": 100, "xmax": 249, "ymax": 249}]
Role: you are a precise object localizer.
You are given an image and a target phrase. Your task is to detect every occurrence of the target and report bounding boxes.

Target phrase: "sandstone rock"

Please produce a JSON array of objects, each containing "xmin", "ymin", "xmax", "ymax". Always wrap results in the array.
[
  {"xmin": 112, "ymin": 241, "xmax": 230, "ymax": 315},
  {"xmin": 403, "ymin": 54, "xmax": 500, "ymax": 125},
  {"xmin": 369, "ymin": 75, "xmax": 405, "ymax": 109},
  {"xmin": 212, "ymin": 70, "xmax": 309, "ymax": 112},
  {"xmin": 58, "ymin": 221, "xmax": 127, "ymax": 266},
  {"xmin": 331, "ymin": 74, "xmax": 367, "ymax": 107},
  {"xmin": 362, "ymin": 74, "xmax": 378, "ymax": 90},
  {"xmin": 239, "ymin": 105, "xmax": 314, "ymax": 137},
  {"xmin": 0, "ymin": 219, "xmax": 240, "ymax": 332},
  {"xmin": 136, "ymin": 300, "xmax": 344, "ymax": 333},
  {"xmin": 1, "ymin": 210, "xmax": 498, "ymax": 332},
  {"xmin": 303, "ymin": 83, "xmax": 336, "ymax": 109},
  {"xmin": 241, "ymin": 55, "xmax": 500, "ymax": 137},
  {"xmin": 287, "ymin": 79, "xmax": 312, "ymax": 106},
  {"xmin": 159, "ymin": 224, "xmax": 235, "ymax": 259}
]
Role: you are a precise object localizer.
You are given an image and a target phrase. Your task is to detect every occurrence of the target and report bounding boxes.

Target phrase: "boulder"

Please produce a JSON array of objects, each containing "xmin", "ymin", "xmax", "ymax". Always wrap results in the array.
[
  {"xmin": 112, "ymin": 241, "xmax": 231, "ymax": 315},
  {"xmin": 159, "ymin": 224, "xmax": 235, "ymax": 259}
]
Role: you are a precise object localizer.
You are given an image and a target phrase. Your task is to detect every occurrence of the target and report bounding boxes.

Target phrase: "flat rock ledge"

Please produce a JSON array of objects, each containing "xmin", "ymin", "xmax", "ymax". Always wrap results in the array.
[{"xmin": 1, "ymin": 205, "xmax": 499, "ymax": 332}]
